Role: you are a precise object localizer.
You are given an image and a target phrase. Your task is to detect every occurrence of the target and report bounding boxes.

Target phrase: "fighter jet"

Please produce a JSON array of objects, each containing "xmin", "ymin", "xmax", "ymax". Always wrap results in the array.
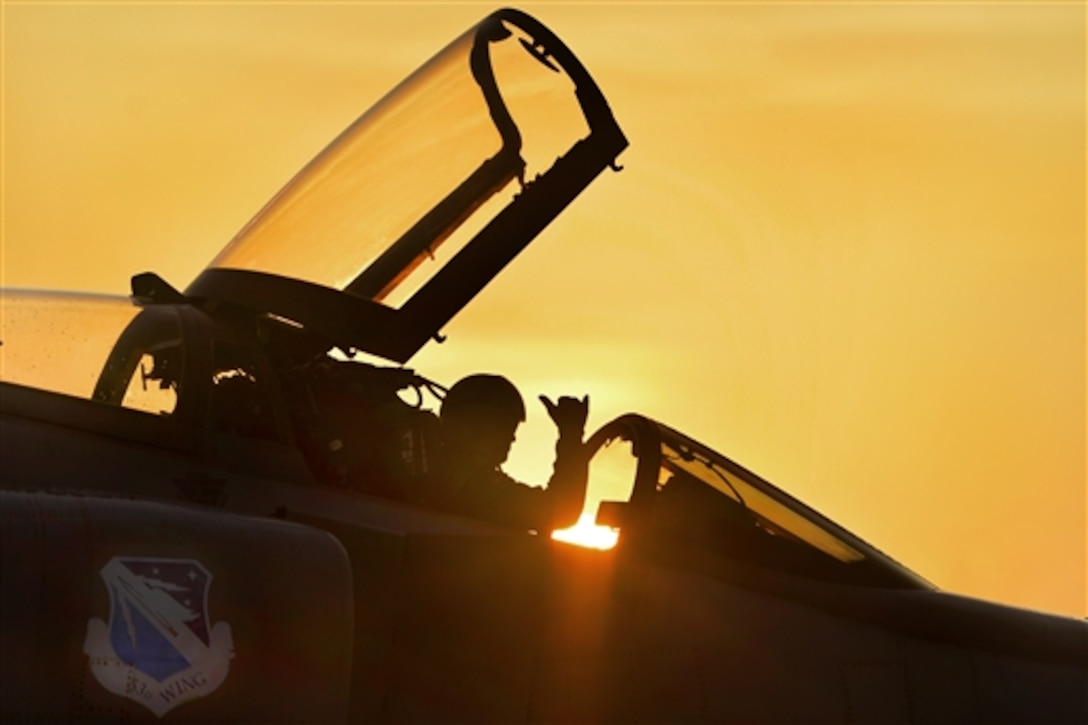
[{"xmin": 2, "ymin": 8, "xmax": 1085, "ymax": 723}]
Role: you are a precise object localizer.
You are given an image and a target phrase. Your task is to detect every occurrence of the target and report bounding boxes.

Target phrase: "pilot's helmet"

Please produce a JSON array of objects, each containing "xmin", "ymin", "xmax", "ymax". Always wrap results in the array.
[{"xmin": 441, "ymin": 374, "xmax": 526, "ymax": 426}]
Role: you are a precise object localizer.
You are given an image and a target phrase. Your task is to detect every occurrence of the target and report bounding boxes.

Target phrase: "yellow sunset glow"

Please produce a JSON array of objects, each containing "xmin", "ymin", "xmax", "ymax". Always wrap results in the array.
[{"xmin": 2, "ymin": 5, "xmax": 1083, "ymax": 618}]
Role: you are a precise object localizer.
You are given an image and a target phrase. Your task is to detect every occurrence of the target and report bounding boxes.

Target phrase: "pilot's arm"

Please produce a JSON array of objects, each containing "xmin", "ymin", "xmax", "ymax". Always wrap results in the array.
[{"xmin": 538, "ymin": 395, "xmax": 590, "ymax": 529}]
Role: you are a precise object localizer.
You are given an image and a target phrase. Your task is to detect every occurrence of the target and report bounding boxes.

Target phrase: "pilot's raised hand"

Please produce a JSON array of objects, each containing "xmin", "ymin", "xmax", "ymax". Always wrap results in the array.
[{"xmin": 540, "ymin": 394, "xmax": 589, "ymax": 441}]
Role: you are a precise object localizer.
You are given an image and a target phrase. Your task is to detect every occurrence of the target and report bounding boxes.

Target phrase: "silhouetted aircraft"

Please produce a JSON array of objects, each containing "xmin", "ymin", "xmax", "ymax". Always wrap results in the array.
[{"xmin": 2, "ymin": 8, "xmax": 1085, "ymax": 723}]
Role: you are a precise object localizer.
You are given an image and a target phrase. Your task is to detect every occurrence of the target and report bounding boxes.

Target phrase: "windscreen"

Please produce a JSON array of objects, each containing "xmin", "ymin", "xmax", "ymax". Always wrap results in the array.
[{"xmin": 657, "ymin": 426, "xmax": 865, "ymax": 563}]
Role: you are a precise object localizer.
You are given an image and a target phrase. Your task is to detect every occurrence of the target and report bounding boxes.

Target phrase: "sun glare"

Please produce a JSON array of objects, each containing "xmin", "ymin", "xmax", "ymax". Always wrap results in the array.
[{"xmin": 551, "ymin": 515, "xmax": 619, "ymax": 550}]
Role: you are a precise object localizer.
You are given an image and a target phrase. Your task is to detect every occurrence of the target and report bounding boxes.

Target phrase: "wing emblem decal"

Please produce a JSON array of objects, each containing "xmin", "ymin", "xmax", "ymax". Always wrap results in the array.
[{"xmin": 83, "ymin": 557, "xmax": 234, "ymax": 717}]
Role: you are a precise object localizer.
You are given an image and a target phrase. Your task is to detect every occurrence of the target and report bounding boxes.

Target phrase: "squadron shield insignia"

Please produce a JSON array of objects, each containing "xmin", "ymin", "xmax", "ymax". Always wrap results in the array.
[{"xmin": 83, "ymin": 557, "xmax": 234, "ymax": 717}]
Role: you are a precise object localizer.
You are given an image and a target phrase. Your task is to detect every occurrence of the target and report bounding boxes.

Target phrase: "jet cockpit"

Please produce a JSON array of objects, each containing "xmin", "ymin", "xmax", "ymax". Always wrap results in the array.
[{"xmin": 0, "ymin": 8, "xmax": 928, "ymax": 591}]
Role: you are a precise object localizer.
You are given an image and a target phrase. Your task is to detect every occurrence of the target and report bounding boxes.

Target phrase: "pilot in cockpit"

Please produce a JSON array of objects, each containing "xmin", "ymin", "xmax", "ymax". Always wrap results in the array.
[{"xmin": 427, "ymin": 374, "xmax": 589, "ymax": 532}]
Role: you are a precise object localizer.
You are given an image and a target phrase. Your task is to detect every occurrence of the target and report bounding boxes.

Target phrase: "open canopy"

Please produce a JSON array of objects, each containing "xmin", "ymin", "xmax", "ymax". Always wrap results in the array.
[{"xmin": 185, "ymin": 9, "xmax": 626, "ymax": 363}]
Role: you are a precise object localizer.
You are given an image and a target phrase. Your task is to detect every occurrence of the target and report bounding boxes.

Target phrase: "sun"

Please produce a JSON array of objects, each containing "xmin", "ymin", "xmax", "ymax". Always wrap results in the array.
[{"xmin": 551, "ymin": 514, "xmax": 619, "ymax": 550}]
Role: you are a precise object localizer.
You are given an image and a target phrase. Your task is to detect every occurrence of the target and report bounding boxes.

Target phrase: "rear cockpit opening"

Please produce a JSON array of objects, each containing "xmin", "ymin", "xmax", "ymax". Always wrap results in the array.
[{"xmin": 279, "ymin": 355, "xmax": 445, "ymax": 501}]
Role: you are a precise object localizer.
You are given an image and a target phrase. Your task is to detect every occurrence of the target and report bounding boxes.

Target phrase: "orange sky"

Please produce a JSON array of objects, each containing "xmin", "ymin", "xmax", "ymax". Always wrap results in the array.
[{"xmin": 2, "ymin": 3, "xmax": 1085, "ymax": 618}]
